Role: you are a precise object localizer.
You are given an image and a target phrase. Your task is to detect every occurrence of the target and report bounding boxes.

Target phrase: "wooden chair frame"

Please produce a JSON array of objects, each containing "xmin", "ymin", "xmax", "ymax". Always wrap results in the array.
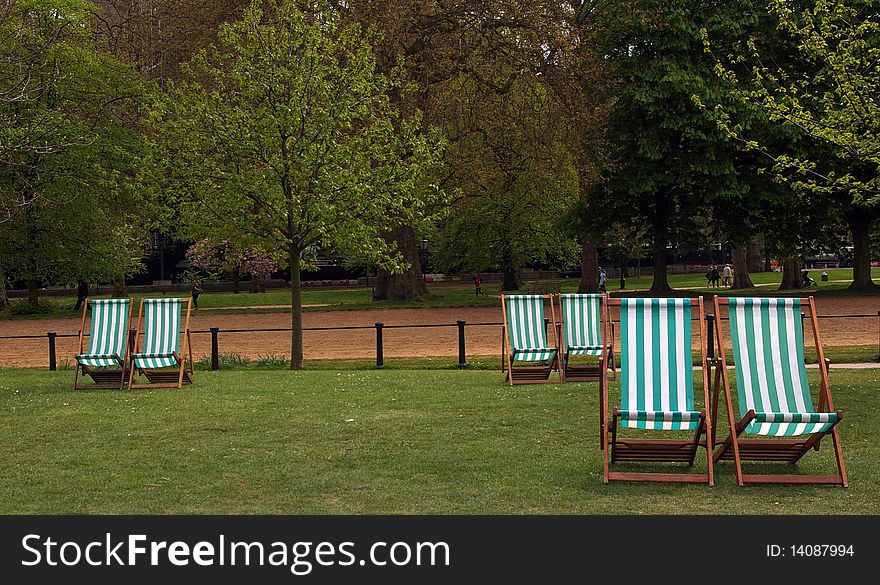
[
  {"xmin": 500, "ymin": 294, "xmax": 561, "ymax": 385},
  {"xmin": 557, "ymin": 293, "xmax": 616, "ymax": 383},
  {"xmin": 73, "ymin": 298, "xmax": 132, "ymax": 391},
  {"xmin": 128, "ymin": 297, "xmax": 194, "ymax": 390},
  {"xmin": 601, "ymin": 297, "xmax": 714, "ymax": 485},
  {"xmin": 711, "ymin": 295, "xmax": 847, "ymax": 487}
]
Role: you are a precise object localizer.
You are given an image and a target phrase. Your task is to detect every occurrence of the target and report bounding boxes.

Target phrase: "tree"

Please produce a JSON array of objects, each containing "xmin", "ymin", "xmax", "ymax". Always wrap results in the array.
[
  {"xmin": 156, "ymin": 0, "xmax": 444, "ymax": 369},
  {"xmin": 0, "ymin": 0, "xmax": 149, "ymax": 309},
  {"xmin": 704, "ymin": 0, "xmax": 880, "ymax": 289},
  {"xmin": 432, "ymin": 71, "xmax": 580, "ymax": 290},
  {"xmin": 185, "ymin": 238, "xmax": 279, "ymax": 293},
  {"xmin": 589, "ymin": 0, "xmax": 757, "ymax": 292}
]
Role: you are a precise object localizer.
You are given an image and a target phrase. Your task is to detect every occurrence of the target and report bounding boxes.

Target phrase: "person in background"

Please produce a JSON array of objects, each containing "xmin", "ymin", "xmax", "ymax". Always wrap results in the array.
[
  {"xmin": 598, "ymin": 267, "xmax": 607, "ymax": 293},
  {"xmin": 705, "ymin": 266, "xmax": 713, "ymax": 287},
  {"xmin": 722, "ymin": 264, "xmax": 732, "ymax": 287},
  {"xmin": 191, "ymin": 280, "xmax": 203, "ymax": 308},
  {"xmin": 710, "ymin": 265, "xmax": 720, "ymax": 288},
  {"xmin": 473, "ymin": 273, "xmax": 485, "ymax": 297},
  {"xmin": 74, "ymin": 278, "xmax": 88, "ymax": 311}
]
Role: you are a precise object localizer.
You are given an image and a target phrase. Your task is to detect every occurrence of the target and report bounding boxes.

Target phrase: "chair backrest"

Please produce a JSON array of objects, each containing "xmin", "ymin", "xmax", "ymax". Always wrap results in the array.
[
  {"xmin": 619, "ymin": 298, "xmax": 694, "ymax": 412},
  {"xmin": 504, "ymin": 295, "xmax": 549, "ymax": 351},
  {"xmin": 141, "ymin": 298, "xmax": 182, "ymax": 356},
  {"xmin": 559, "ymin": 293, "xmax": 602, "ymax": 349},
  {"xmin": 726, "ymin": 297, "xmax": 813, "ymax": 416},
  {"xmin": 85, "ymin": 299, "xmax": 130, "ymax": 357}
]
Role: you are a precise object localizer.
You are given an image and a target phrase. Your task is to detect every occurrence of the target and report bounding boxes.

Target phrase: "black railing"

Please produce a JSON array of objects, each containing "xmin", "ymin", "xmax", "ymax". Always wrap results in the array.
[{"xmin": 2, "ymin": 312, "xmax": 879, "ymax": 371}]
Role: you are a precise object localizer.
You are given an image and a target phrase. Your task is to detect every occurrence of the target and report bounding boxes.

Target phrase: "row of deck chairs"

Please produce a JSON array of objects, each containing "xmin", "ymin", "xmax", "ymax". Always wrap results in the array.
[
  {"xmin": 73, "ymin": 297, "xmax": 194, "ymax": 390},
  {"xmin": 502, "ymin": 293, "xmax": 847, "ymax": 487},
  {"xmin": 501, "ymin": 293, "xmax": 616, "ymax": 385}
]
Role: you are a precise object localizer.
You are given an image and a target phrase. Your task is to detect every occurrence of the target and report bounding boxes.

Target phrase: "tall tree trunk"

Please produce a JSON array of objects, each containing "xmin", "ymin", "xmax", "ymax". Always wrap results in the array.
[
  {"xmin": 577, "ymin": 236, "xmax": 599, "ymax": 293},
  {"xmin": 0, "ymin": 266, "xmax": 8, "ymax": 310},
  {"xmin": 779, "ymin": 252, "xmax": 803, "ymax": 290},
  {"xmin": 731, "ymin": 243, "xmax": 754, "ymax": 289},
  {"xmin": 112, "ymin": 276, "xmax": 126, "ymax": 298},
  {"xmin": 502, "ymin": 268, "xmax": 521, "ymax": 291},
  {"xmin": 372, "ymin": 225, "xmax": 428, "ymax": 301},
  {"xmin": 651, "ymin": 247, "xmax": 672, "ymax": 292},
  {"xmin": 289, "ymin": 245, "xmax": 304, "ymax": 370},
  {"xmin": 846, "ymin": 210, "xmax": 877, "ymax": 290},
  {"xmin": 650, "ymin": 191, "xmax": 672, "ymax": 292},
  {"xmin": 26, "ymin": 278, "xmax": 39, "ymax": 309},
  {"xmin": 232, "ymin": 268, "xmax": 241, "ymax": 294},
  {"xmin": 747, "ymin": 236, "xmax": 765, "ymax": 273}
]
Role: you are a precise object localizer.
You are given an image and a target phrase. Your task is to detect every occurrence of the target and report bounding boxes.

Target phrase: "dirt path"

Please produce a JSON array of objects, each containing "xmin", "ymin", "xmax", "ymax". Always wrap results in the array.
[{"xmin": 1, "ymin": 297, "xmax": 877, "ymax": 367}]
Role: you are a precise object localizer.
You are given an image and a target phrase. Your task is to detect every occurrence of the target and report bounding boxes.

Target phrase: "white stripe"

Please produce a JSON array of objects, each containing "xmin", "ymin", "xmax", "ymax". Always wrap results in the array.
[
  {"xmin": 642, "ymin": 300, "xmax": 653, "ymax": 411},
  {"xmin": 627, "ymin": 301, "xmax": 638, "ymax": 410},
  {"xmin": 734, "ymin": 305, "xmax": 756, "ymax": 411},
  {"xmin": 658, "ymin": 301, "xmax": 669, "ymax": 411},
  {"xmin": 675, "ymin": 299, "xmax": 687, "ymax": 411},
  {"xmin": 784, "ymin": 299, "xmax": 809, "ymax": 413},
  {"xmin": 766, "ymin": 302, "xmax": 790, "ymax": 412},
  {"xmin": 751, "ymin": 303, "xmax": 773, "ymax": 413},
  {"xmin": 517, "ymin": 298, "xmax": 529, "ymax": 350}
]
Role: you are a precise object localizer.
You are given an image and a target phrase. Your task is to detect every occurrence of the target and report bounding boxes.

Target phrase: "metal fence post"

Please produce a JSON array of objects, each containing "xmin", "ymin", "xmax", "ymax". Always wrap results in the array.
[
  {"xmin": 375, "ymin": 322, "xmax": 384, "ymax": 369},
  {"xmin": 47, "ymin": 331, "xmax": 57, "ymax": 371},
  {"xmin": 457, "ymin": 320, "xmax": 467, "ymax": 369},
  {"xmin": 705, "ymin": 314, "xmax": 715, "ymax": 359},
  {"xmin": 210, "ymin": 327, "xmax": 220, "ymax": 371}
]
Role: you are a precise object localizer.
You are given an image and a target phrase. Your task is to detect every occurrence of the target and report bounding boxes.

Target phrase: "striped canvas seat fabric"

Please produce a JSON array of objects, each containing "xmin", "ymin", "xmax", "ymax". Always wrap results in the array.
[
  {"xmin": 505, "ymin": 295, "xmax": 555, "ymax": 362},
  {"xmin": 560, "ymin": 294, "xmax": 603, "ymax": 356},
  {"xmin": 132, "ymin": 298, "xmax": 182, "ymax": 369},
  {"xmin": 619, "ymin": 298, "xmax": 700, "ymax": 431},
  {"xmin": 76, "ymin": 299, "xmax": 130, "ymax": 367},
  {"xmin": 728, "ymin": 297, "xmax": 837, "ymax": 437}
]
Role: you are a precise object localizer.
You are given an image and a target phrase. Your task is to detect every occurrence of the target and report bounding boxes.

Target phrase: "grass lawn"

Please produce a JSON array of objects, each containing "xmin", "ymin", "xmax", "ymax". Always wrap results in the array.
[
  {"xmin": 3, "ymin": 268, "xmax": 879, "ymax": 320},
  {"xmin": 0, "ymin": 368, "xmax": 875, "ymax": 514}
]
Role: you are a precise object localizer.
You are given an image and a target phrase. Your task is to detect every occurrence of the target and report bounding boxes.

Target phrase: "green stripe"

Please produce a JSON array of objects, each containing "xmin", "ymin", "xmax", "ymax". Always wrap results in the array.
[{"xmin": 651, "ymin": 299, "xmax": 663, "ymax": 413}]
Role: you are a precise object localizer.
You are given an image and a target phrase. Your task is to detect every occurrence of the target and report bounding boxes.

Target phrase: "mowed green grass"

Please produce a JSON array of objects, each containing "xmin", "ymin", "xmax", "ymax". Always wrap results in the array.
[{"xmin": 0, "ymin": 368, "xmax": 875, "ymax": 514}]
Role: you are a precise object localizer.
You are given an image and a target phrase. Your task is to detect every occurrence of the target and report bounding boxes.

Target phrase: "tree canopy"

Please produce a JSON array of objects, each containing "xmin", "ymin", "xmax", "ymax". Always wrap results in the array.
[{"xmin": 155, "ymin": 0, "xmax": 445, "ymax": 368}]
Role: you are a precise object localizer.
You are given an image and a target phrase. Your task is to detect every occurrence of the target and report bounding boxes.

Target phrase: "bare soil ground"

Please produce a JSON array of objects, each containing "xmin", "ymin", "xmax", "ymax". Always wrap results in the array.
[{"xmin": 1, "ymin": 297, "xmax": 877, "ymax": 368}]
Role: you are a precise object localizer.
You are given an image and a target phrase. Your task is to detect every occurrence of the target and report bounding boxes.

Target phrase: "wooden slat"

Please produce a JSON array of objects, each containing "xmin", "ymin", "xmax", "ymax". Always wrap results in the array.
[
  {"xmin": 607, "ymin": 472, "xmax": 710, "ymax": 483},
  {"xmin": 741, "ymin": 474, "xmax": 844, "ymax": 485}
]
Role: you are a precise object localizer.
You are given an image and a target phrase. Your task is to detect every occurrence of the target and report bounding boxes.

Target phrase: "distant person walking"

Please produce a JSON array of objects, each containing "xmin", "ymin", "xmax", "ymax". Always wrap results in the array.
[
  {"xmin": 710, "ymin": 265, "xmax": 720, "ymax": 288},
  {"xmin": 722, "ymin": 264, "xmax": 732, "ymax": 287},
  {"xmin": 598, "ymin": 267, "xmax": 607, "ymax": 293},
  {"xmin": 705, "ymin": 266, "xmax": 713, "ymax": 287},
  {"xmin": 74, "ymin": 278, "xmax": 88, "ymax": 311},
  {"xmin": 191, "ymin": 281, "xmax": 203, "ymax": 308},
  {"xmin": 473, "ymin": 274, "xmax": 485, "ymax": 297}
]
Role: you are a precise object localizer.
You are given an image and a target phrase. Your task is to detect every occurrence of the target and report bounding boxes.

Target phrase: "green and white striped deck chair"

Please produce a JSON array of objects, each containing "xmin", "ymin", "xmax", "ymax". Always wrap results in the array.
[
  {"xmin": 713, "ymin": 296, "xmax": 847, "ymax": 486},
  {"xmin": 501, "ymin": 294, "xmax": 560, "ymax": 385},
  {"xmin": 74, "ymin": 298, "xmax": 131, "ymax": 390},
  {"xmin": 559, "ymin": 294, "xmax": 615, "ymax": 381},
  {"xmin": 602, "ymin": 297, "xmax": 713, "ymax": 485},
  {"xmin": 129, "ymin": 297, "xmax": 194, "ymax": 389}
]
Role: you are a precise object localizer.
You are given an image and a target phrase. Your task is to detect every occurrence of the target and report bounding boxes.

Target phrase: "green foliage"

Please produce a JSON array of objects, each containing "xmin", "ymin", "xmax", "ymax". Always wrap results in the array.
[
  {"xmin": 433, "ymin": 74, "xmax": 580, "ymax": 281},
  {"xmin": 0, "ymin": 0, "xmax": 151, "ymax": 293},
  {"xmin": 153, "ymin": 0, "xmax": 446, "ymax": 364},
  {"xmin": 154, "ymin": 0, "xmax": 445, "ymax": 268},
  {"xmin": 583, "ymin": 0, "xmax": 762, "ymax": 289},
  {"xmin": 194, "ymin": 353, "xmax": 252, "ymax": 371},
  {"xmin": 704, "ymin": 0, "xmax": 880, "ymax": 203}
]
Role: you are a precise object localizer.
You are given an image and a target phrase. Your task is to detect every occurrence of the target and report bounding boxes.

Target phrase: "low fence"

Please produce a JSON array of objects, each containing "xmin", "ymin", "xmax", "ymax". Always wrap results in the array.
[{"xmin": 2, "ymin": 312, "xmax": 879, "ymax": 371}]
